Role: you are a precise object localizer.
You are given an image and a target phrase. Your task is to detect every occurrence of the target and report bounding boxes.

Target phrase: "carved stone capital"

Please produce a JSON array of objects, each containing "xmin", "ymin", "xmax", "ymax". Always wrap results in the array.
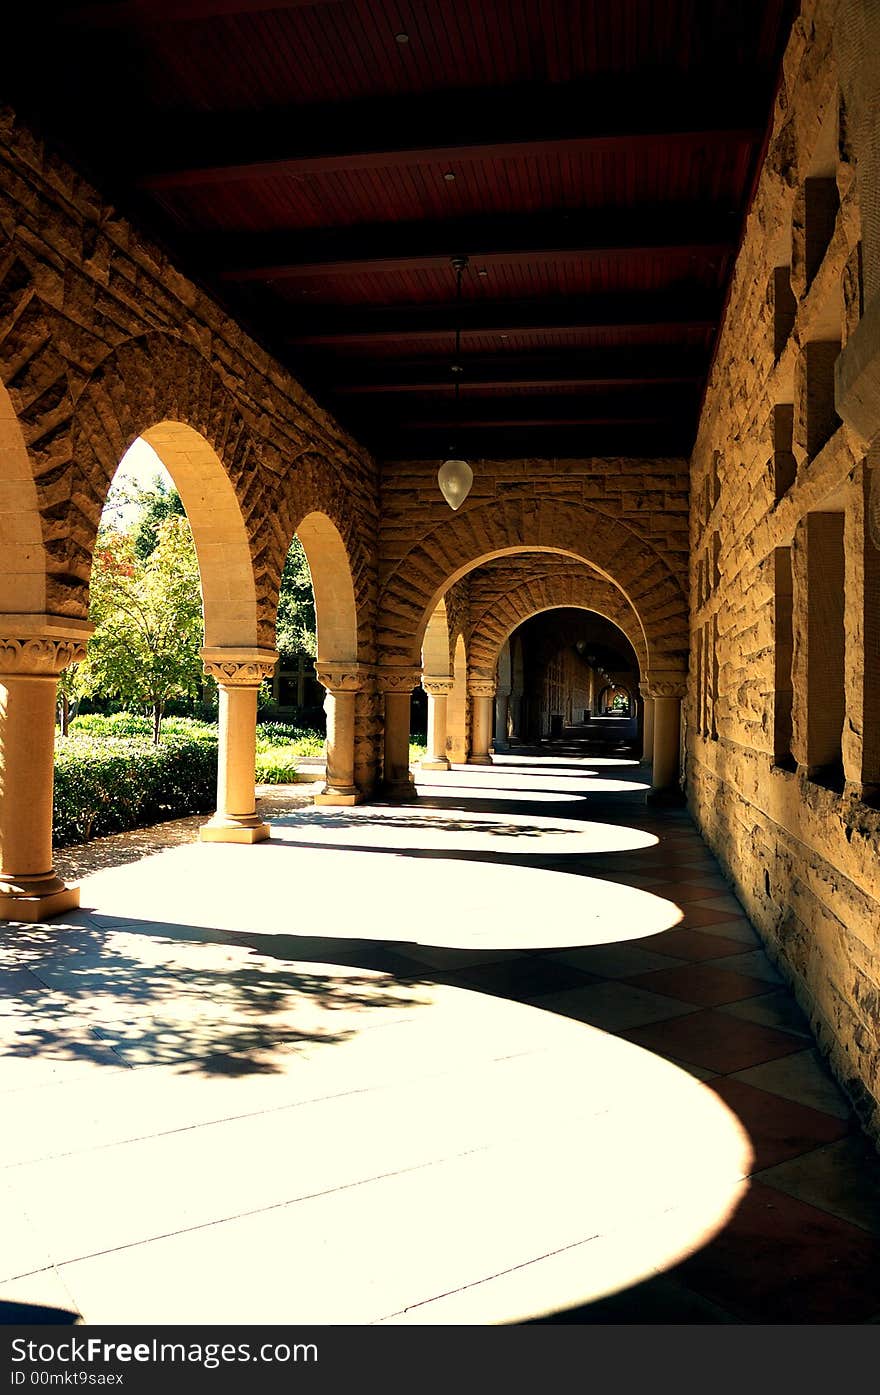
[
  {"xmin": 646, "ymin": 670, "xmax": 688, "ymax": 700},
  {"xmin": 376, "ymin": 665, "xmax": 422, "ymax": 694},
  {"xmin": 422, "ymin": 675, "xmax": 455, "ymax": 697},
  {"xmin": 0, "ymin": 616, "xmax": 93, "ymax": 677},
  {"xmin": 200, "ymin": 647, "xmax": 278, "ymax": 687},
  {"xmin": 639, "ymin": 682, "xmax": 652, "ymax": 699},
  {"xmin": 468, "ymin": 678, "xmax": 497, "ymax": 699},
  {"xmin": 316, "ymin": 662, "xmax": 370, "ymax": 694}
]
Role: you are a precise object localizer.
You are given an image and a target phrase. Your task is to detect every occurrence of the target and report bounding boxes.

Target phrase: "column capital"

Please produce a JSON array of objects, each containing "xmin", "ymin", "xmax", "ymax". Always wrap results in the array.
[
  {"xmin": 467, "ymin": 677, "xmax": 497, "ymax": 699},
  {"xmin": 376, "ymin": 665, "xmax": 422, "ymax": 694},
  {"xmin": 646, "ymin": 670, "xmax": 688, "ymax": 700},
  {"xmin": 315, "ymin": 661, "xmax": 370, "ymax": 694},
  {"xmin": 422, "ymin": 674, "xmax": 455, "ymax": 697},
  {"xmin": 0, "ymin": 616, "xmax": 93, "ymax": 676},
  {"xmin": 639, "ymin": 681, "xmax": 652, "ymax": 699},
  {"xmin": 200, "ymin": 647, "xmax": 278, "ymax": 686}
]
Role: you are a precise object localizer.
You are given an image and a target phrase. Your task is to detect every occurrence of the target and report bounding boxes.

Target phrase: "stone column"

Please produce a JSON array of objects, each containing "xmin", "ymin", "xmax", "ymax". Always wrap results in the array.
[
  {"xmin": 314, "ymin": 662, "xmax": 368, "ymax": 805},
  {"xmin": 468, "ymin": 677, "xmax": 496, "ymax": 764},
  {"xmin": 378, "ymin": 666, "xmax": 421, "ymax": 799},
  {"xmin": 421, "ymin": 675, "xmax": 454, "ymax": 770},
  {"xmin": 0, "ymin": 621, "xmax": 92, "ymax": 921},
  {"xmin": 494, "ymin": 687, "xmax": 511, "ymax": 752},
  {"xmin": 639, "ymin": 681, "xmax": 655, "ymax": 765},
  {"xmin": 646, "ymin": 674, "xmax": 687, "ymax": 800},
  {"xmin": 199, "ymin": 648, "xmax": 277, "ymax": 843}
]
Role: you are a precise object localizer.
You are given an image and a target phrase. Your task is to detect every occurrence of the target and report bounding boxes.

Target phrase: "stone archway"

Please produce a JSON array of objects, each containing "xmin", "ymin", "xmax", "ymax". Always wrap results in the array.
[
  {"xmin": 379, "ymin": 497, "xmax": 688, "ymax": 676},
  {"xmin": 292, "ymin": 510, "xmax": 364, "ymax": 805},
  {"xmin": 271, "ymin": 457, "xmax": 378, "ymax": 800},
  {"xmin": 467, "ymin": 562, "xmax": 650, "ymax": 682},
  {"xmin": 68, "ymin": 335, "xmax": 280, "ymax": 849},
  {"xmin": 139, "ymin": 421, "xmax": 259, "ymax": 650},
  {"xmin": 420, "ymin": 599, "xmax": 453, "ymax": 769}
]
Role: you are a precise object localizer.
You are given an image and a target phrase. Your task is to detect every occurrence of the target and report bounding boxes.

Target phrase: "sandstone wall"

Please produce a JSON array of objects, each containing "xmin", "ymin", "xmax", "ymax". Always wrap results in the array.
[{"xmin": 689, "ymin": 0, "xmax": 880, "ymax": 1139}]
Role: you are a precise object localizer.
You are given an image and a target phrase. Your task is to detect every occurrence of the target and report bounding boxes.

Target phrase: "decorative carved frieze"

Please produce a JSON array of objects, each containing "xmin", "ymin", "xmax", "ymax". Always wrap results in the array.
[
  {"xmin": 646, "ymin": 671, "xmax": 688, "ymax": 700},
  {"xmin": 315, "ymin": 662, "xmax": 370, "ymax": 694},
  {"xmin": 376, "ymin": 666, "xmax": 422, "ymax": 694},
  {"xmin": 422, "ymin": 675, "xmax": 455, "ymax": 696},
  {"xmin": 0, "ymin": 636, "xmax": 89, "ymax": 676},
  {"xmin": 467, "ymin": 678, "xmax": 497, "ymax": 699},
  {"xmin": 200, "ymin": 648, "xmax": 278, "ymax": 686}
]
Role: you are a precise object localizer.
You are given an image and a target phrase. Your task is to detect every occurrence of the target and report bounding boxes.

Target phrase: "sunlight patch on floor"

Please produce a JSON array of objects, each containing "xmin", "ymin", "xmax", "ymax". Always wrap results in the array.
[
  {"xmin": 69, "ymin": 840, "xmax": 683, "ymax": 950},
  {"xmin": 0, "ymin": 956, "xmax": 751, "ymax": 1323},
  {"xmin": 272, "ymin": 804, "xmax": 659, "ymax": 856}
]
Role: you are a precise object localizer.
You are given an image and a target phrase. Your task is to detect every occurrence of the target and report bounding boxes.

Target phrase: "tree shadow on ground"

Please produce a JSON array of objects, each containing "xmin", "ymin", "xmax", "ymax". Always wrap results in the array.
[{"xmin": 0, "ymin": 921, "xmax": 436, "ymax": 1078}]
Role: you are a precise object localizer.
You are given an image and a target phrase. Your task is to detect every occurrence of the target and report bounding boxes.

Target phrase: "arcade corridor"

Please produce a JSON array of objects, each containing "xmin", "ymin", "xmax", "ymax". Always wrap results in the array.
[{"xmin": 1, "ymin": 748, "xmax": 877, "ymax": 1325}]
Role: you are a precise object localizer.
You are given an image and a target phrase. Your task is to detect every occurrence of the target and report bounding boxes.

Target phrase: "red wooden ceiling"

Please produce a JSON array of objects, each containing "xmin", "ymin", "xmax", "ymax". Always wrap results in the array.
[{"xmin": 1, "ymin": 0, "xmax": 795, "ymax": 459}]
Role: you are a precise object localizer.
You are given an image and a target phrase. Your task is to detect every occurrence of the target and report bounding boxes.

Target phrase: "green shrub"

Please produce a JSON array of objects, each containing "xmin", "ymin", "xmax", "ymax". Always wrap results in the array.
[
  {"xmin": 70, "ymin": 712, "xmax": 153, "ymax": 738},
  {"xmin": 255, "ymin": 746, "xmax": 304, "ymax": 783},
  {"xmin": 255, "ymin": 722, "xmax": 324, "ymax": 755},
  {"xmin": 54, "ymin": 733, "xmax": 217, "ymax": 845}
]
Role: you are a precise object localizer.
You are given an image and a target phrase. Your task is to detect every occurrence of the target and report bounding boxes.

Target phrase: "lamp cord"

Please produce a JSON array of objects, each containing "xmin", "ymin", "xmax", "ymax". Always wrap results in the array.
[{"xmin": 451, "ymin": 255, "xmax": 467, "ymax": 453}]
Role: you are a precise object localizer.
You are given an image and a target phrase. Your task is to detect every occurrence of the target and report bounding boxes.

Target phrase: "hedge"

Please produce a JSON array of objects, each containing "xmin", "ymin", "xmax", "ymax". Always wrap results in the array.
[{"xmin": 53, "ymin": 734, "xmax": 217, "ymax": 846}]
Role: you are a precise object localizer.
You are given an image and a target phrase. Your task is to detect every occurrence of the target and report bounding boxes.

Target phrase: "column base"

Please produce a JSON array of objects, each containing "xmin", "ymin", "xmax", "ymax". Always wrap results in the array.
[
  {"xmin": 468, "ymin": 755, "xmax": 494, "ymax": 766},
  {"xmin": 420, "ymin": 758, "xmax": 451, "ymax": 771},
  {"xmin": 314, "ymin": 786, "xmax": 362, "ymax": 806},
  {"xmin": 199, "ymin": 817, "xmax": 271, "ymax": 844},
  {"xmin": 0, "ymin": 876, "xmax": 80, "ymax": 923},
  {"xmin": 382, "ymin": 777, "xmax": 418, "ymax": 801}
]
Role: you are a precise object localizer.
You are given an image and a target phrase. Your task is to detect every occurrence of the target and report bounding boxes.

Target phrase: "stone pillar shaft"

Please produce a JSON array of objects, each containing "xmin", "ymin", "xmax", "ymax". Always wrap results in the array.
[
  {"xmin": 468, "ymin": 678, "xmax": 496, "ymax": 764},
  {"xmin": 0, "ymin": 621, "xmax": 91, "ymax": 922},
  {"xmin": 494, "ymin": 690, "xmax": 511, "ymax": 752},
  {"xmin": 378, "ymin": 667, "xmax": 422, "ymax": 799},
  {"xmin": 200, "ymin": 648, "xmax": 277, "ymax": 844},
  {"xmin": 644, "ymin": 672, "xmax": 686, "ymax": 799},
  {"xmin": 640, "ymin": 684, "xmax": 655, "ymax": 765},
  {"xmin": 652, "ymin": 696, "xmax": 682, "ymax": 791},
  {"xmin": 315, "ymin": 663, "xmax": 368, "ymax": 805},
  {"xmin": 422, "ymin": 675, "xmax": 454, "ymax": 771}
]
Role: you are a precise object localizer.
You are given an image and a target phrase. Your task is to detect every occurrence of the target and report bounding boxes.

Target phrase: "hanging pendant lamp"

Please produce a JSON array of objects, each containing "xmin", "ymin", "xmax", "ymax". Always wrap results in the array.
[{"xmin": 438, "ymin": 255, "xmax": 473, "ymax": 510}]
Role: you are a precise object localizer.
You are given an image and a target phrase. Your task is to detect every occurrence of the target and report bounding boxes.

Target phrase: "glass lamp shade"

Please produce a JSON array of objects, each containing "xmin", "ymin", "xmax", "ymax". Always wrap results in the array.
[{"xmin": 438, "ymin": 457, "xmax": 473, "ymax": 510}]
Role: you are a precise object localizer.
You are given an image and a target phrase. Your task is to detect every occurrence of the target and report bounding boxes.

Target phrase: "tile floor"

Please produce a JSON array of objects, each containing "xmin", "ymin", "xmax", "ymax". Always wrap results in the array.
[{"xmin": 1, "ymin": 744, "xmax": 879, "ymax": 1325}]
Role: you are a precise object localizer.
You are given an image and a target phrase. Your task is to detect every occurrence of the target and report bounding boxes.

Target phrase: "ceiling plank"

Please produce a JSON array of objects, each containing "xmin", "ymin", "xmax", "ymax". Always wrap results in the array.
[
  {"xmin": 59, "ymin": 0, "xmax": 343, "ymax": 25},
  {"xmin": 136, "ymin": 78, "xmax": 763, "ymax": 189},
  {"xmin": 284, "ymin": 291, "xmax": 720, "ymax": 347},
  {"xmin": 214, "ymin": 206, "xmax": 737, "ymax": 282}
]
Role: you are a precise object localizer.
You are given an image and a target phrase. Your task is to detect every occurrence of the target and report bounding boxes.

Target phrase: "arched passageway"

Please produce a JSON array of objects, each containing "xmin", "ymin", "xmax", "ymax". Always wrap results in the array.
[{"xmin": 294, "ymin": 510, "xmax": 363, "ymax": 806}]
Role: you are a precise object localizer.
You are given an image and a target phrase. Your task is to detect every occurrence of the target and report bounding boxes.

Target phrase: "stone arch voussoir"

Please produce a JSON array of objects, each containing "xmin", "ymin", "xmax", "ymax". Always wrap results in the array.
[
  {"xmin": 468, "ymin": 566, "xmax": 649, "ymax": 678},
  {"xmin": 379, "ymin": 497, "xmax": 687, "ymax": 671},
  {"xmin": 64, "ymin": 332, "xmax": 271, "ymax": 638},
  {"xmin": 269, "ymin": 451, "xmax": 375, "ymax": 663}
]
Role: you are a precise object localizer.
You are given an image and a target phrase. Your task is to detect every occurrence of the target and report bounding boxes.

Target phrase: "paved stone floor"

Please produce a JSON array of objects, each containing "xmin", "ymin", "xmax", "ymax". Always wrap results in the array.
[{"xmin": 2, "ymin": 745, "xmax": 879, "ymax": 1325}]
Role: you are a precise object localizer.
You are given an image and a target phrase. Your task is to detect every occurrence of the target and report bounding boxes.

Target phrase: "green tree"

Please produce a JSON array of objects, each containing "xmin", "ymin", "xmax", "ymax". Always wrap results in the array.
[
  {"xmin": 84, "ymin": 516, "xmax": 205, "ymax": 742},
  {"xmin": 130, "ymin": 476, "xmax": 186, "ymax": 561},
  {"xmin": 276, "ymin": 536, "xmax": 317, "ymax": 660},
  {"xmin": 57, "ymin": 662, "xmax": 83, "ymax": 736}
]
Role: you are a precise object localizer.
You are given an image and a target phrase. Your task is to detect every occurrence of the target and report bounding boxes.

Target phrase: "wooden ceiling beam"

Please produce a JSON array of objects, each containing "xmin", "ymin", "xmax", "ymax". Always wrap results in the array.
[
  {"xmin": 214, "ymin": 205, "xmax": 737, "ymax": 282},
  {"xmin": 284, "ymin": 291, "xmax": 720, "ymax": 347},
  {"xmin": 135, "ymin": 78, "xmax": 763, "ymax": 189}
]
